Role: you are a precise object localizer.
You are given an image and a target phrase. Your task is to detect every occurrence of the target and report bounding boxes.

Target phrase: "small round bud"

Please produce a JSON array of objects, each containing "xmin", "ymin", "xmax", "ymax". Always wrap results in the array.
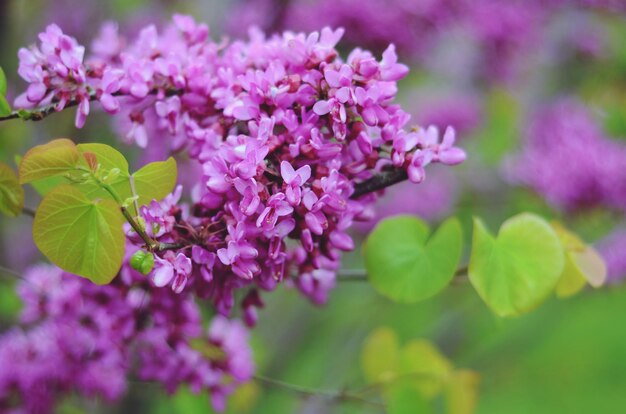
[{"xmin": 130, "ymin": 250, "xmax": 155, "ymax": 275}]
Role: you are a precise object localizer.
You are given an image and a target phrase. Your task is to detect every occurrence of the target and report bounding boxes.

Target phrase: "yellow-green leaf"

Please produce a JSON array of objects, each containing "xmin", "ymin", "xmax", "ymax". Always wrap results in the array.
[
  {"xmin": 0, "ymin": 95, "xmax": 11, "ymax": 117},
  {"xmin": 33, "ymin": 185, "xmax": 125, "ymax": 284},
  {"xmin": 76, "ymin": 143, "xmax": 133, "ymax": 202},
  {"xmin": 133, "ymin": 157, "xmax": 177, "ymax": 206},
  {"xmin": 19, "ymin": 138, "xmax": 80, "ymax": 184},
  {"xmin": 0, "ymin": 66, "xmax": 7, "ymax": 96},
  {"xmin": 400, "ymin": 339, "xmax": 452, "ymax": 398},
  {"xmin": 360, "ymin": 327, "xmax": 400, "ymax": 383},
  {"xmin": 469, "ymin": 213, "xmax": 565, "ymax": 317},
  {"xmin": 445, "ymin": 370, "xmax": 480, "ymax": 414},
  {"xmin": 0, "ymin": 163, "xmax": 24, "ymax": 217},
  {"xmin": 552, "ymin": 222, "xmax": 607, "ymax": 297},
  {"xmin": 555, "ymin": 256, "xmax": 588, "ymax": 298}
]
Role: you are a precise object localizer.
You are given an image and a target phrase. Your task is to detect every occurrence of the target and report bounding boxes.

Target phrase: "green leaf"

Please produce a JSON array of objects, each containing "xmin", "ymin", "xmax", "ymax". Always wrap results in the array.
[
  {"xmin": 77, "ymin": 143, "xmax": 129, "ymax": 173},
  {"xmin": 14, "ymin": 154, "xmax": 65, "ymax": 196},
  {"xmin": 0, "ymin": 163, "xmax": 24, "ymax": 217},
  {"xmin": 360, "ymin": 327, "xmax": 400, "ymax": 383},
  {"xmin": 19, "ymin": 139, "xmax": 80, "ymax": 184},
  {"xmin": 75, "ymin": 143, "xmax": 133, "ymax": 202},
  {"xmin": 469, "ymin": 213, "xmax": 565, "ymax": 317},
  {"xmin": 400, "ymin": 339, "xmax": 452, "ymax": 398},
  {"xmin": 0, "ymin": 66, "xmax": 7, "ymax": 96},
  {"xmin": 0, "ymin": 95, "xmax": 11, "ymax": 117},
  {"xmin": 445, "ymin": 370, "xmax": 480, "ymax": 414},
  {"xmin": 133, "ymin": 157, "xmax": 177, "ymax": 206},
  {"xmin": 364, "ymin": 216, "xmax": 463, "ymax": 303},
  {"xmin": 551, "ymin": 222, "xmax": 607, "ymax": 298},
  {"xmin": 33, "ymin": 185, "xmax": 125, "ymax": 284},
  {"xmin": 555, "ymin": 255, "xmax": 589, "ymax": 298}
]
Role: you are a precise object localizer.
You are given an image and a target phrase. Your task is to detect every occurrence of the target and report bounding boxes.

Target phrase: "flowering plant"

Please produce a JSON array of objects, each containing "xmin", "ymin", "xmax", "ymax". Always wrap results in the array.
[{"xmin": 0, "ymin": 11, "xmax": 614, "ymax": 414}]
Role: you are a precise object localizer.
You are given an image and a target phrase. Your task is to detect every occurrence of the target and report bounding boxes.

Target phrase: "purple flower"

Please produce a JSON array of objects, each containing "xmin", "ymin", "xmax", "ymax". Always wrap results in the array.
[{"xmin": 152, "ymin": 251, "xmax": 193, "ymax": 293}]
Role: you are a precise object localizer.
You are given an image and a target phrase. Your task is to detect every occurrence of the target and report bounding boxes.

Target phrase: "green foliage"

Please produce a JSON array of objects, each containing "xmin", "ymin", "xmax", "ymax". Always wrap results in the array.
[
  {"xmin": 132, "ymin": 157, "xmax": 178, "ymax": 206},
  {"xmin": 130, "ymin": 250, "xmax": 155, "ymax": 275},
  {"xmin": 445, "ymin": 371, "xmax": 480, "ymax": 414},
  {"xmin": 18, "ymin": 138, "xmax": 80, "ymax": 184},
  {"xmin": 0, "ymin": 96, "xmax": 10, "ymax": 117},
  {"xmin": 75, "ymin": 143, "xmax": 133, "ymax": 202},
  {"xmin": 0, "ymin": 66, "xmax": 9, "ymax": 117},
  {"xmin": 13, "ymin": 138, "xmax": 179, "ymax": 284},
  {"xmin": 364, "ymin": 216, "xmax": 463, "ymax": 303},
  {"xmin": 552, "ymin": 222, "xmax": 607, "ymax": 298},
  {"xmin": 0, "ymin": 162, "xmax": 24, "ymax": 217},
  {"xmin": 469, "ymin": 213, "xmax": 564, "ymax": 317},
  {"xmin": 13, "ymin": 155, "xmax": 64, "ymax": 196},
  {"xmin": 360, "ymin": 327, "xmax": 479, "ymax": 414},
  {"xmin": 0, "ymin": 66, "xmax": 6, "ymax": 96},
  {"xmin": 360, "ymin": 327, "xmax": 399, "ymax": 383},
  {"xmin": 32, "ymin": 185, "xmax": 126, "ymax": 284}
]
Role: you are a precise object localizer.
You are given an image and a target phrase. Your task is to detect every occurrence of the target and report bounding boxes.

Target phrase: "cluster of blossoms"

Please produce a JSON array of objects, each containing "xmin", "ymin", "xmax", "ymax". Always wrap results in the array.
[
  {"xmin": 226, "ymin": 0, "xmax": 622, "ymax": 82},
  {"xmin": 0, "ymin": 263, "xmax": 253, "ymax": 413},
  {"xmin": 506, "ymin": 99, "xmax": 626, "ymax": 213},
  {"xmin": 15, "ymin": 16, "xmax": 464, "ymax": 312},
  {"xmin": 6, "ymin": 14, "xmax": 465, "ymax": 411}
]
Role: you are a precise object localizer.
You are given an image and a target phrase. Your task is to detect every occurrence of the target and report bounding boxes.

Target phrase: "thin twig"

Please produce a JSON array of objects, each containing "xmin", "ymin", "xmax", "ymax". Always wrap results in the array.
[
  {"xmin": 337, "ymin": 265, "xmax": 470, "ymax": 283},
  {"xmin": 254, "ymin": 375, "xmax": 385, "ymax": 408},
  {"xmin": 0, "ymin": 88, "xmax": 182, "ymax": 123},
  {"xmin": 21, "ymin": 206, "xmax": 36, "ymax": 217},
  {"xmin": 355, "ymin": 371, "xmax": 443, "ymax": 396},
  {"xmin": 0, "ymin": 264, "xmax": 26, "ymax": 282}
]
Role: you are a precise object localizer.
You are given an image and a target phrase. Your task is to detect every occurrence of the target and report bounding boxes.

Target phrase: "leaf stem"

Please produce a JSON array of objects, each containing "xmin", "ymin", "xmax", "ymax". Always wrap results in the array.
[{"xmin": 91, "ymin": 171, "xmax": 158, "ymax": 251}]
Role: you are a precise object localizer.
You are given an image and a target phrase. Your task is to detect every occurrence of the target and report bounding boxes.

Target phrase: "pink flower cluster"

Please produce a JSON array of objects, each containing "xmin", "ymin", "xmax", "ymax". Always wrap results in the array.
[
  {"xmin": 0, "ymin": 263, "xmax": 253, "ymax": 413},
  {"xmin": 16, "ymin": 16, "xmax": 464, "ymax": 314},
  {"xmin": 506, "ymin": 99, "xmax": 626, "ymax": 212}
]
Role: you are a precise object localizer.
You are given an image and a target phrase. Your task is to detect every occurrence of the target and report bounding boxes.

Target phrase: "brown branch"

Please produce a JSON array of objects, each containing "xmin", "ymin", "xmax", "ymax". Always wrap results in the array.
[
  {"xmin": 0, "ymin": 88, "xmax": 183, "ymax": 123},
  {"xmin": 21, "ymin": 206, "xmax": 36, "ymax": 217},
  {"xmin": 351, "ymin": 168, "xmax": 408, "ymax": 199}
]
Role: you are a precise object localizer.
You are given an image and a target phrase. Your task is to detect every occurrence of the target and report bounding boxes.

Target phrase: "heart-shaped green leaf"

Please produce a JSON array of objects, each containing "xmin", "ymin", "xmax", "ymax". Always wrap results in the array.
[
  {"xmin": 132, "ymin": 157, "xmax": 177, "ymax": 206},
  {"xmin": 364, "ymin": 216, "xmax": 463, "ymax": 303},
  {"xmin": 19, "ymin": 139, "xmax": 80, "ymax": 184},
  {"xmin": 33, "ymin": 185, "xmax": 125, "ymax": 284},
  {"xmin": 469, "ymin": 213, "xmax": 565, "ymax": 317},
  {"xmin": 0, "ymin": 163, "xmax": 24, "ymax": 217}
]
